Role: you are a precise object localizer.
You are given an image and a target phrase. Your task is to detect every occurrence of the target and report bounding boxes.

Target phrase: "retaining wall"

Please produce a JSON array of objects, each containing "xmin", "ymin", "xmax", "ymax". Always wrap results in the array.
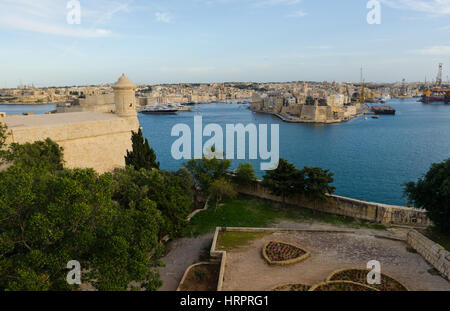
[
  {"xmin": 407, "ymin": 230, "xmax": 450, "ymax": 280},
  {"xmin": 237, "ymin": 181, "xmax": 430, "ymax": 227}
]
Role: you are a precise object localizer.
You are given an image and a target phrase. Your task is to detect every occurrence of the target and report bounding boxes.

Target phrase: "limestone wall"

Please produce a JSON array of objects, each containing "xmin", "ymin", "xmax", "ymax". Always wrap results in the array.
[
  {"xmin": 300, "ymin": 105, "xmax": 317, "ymax": 120},
  {"xmin": 407, "ymin": 230, "xmax": 450, "ymax": 280},
  {"xmin": 237, "ymin": 181, "xmax": 431, "ymax": 227},
  {"xmin": 280, "ymin": 104, "xmax": 301, "ymax": 116},
  {"xmin": 5, "ymin": 114, "xmax": 139, "ymax": 173}
]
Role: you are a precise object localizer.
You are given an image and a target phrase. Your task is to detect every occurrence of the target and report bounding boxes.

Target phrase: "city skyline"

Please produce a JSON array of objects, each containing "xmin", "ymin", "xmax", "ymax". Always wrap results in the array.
[{"xmin": 1, "ymin": 0, "xmax": 450, "ymax": 87}]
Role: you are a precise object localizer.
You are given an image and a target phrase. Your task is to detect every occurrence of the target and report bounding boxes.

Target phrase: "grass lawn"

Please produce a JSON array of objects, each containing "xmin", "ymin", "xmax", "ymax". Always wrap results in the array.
[
  {"xmin": 183, "ymin": 195, "xmax": 386, "ymax": 237},
  {"xmin": 216, "ymin": 232, "xmax": 269, "ymax": 251}
]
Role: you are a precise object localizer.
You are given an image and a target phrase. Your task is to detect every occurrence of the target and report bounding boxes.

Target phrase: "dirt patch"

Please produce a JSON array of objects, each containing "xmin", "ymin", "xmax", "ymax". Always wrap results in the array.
[{"xmin": 178, "ymin": 264, "xmax": 220, "ymax": 291}]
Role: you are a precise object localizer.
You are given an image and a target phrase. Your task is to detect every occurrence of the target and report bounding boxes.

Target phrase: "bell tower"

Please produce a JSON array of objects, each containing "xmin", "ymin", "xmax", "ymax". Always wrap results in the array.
[{"xmin": 112, "ymin": 73, "xmax": 137, "ymax": 118}]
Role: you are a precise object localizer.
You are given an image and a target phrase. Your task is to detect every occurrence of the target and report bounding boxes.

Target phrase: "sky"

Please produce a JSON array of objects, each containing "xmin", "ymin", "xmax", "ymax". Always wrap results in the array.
[{"xmin": 0, "ymin": 0, "xmax": 449, "ymax": 87}]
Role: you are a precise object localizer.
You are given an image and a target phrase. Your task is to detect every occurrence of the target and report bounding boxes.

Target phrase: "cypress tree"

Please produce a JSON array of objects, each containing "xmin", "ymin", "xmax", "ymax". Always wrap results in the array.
[{"xmin": 125, "ymin": 128, "xmax": 160, "ymax": 170}]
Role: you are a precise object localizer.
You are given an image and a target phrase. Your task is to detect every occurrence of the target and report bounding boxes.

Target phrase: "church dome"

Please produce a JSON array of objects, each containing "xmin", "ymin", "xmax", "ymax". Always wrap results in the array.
[{"xmin": 112, "ymin": 73, "xmax": 136, "ymax": 89}]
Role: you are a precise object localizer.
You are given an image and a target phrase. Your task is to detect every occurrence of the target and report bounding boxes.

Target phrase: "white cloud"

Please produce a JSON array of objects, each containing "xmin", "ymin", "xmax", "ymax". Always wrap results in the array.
[
  {"xmin": 0, "ymin": 0, "xmax": 130, "ymax": 38},
  {"xmin": 412, "ymin": 45, "xmax": 450, "ymax": 55},
  {"xmin": 0, "ymin": 15, "xmax": 113, "ymax": 38},
  {"xmin": 382, "ymin": 0, "xmax": 450, "ymax": 15},
  {"xmin": 155, "ymin": 12, "xmax": 173, "ymax": 23}
]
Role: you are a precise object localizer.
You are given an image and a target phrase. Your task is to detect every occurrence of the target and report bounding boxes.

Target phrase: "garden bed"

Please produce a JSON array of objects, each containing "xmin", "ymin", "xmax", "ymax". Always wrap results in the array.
[
  {"xmin": 326, "ymin": 268, "xmax": 408, "ymax": 291},
  {"xmin": 177, "ymin": 263, "xmax": 220, "ymax": 291},
  {"xmin": 262, "ymin": 241, "xmax": 310, "ymax": 265},
  {"xmin": 309, "ymin": 281, "xmax": 378, "ymax": 291}
]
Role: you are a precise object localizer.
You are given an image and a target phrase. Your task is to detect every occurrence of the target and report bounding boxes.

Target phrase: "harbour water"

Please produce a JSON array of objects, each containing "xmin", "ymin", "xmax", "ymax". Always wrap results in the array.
[
  {"xmin": 139, "ymin": 99, "xmax": 450, "ymax": 206},
  {"xmin": 2, "ymin": 99, "xmax": 450, "ymax": 206},
  {"xmin": 0, "ymin": 104, "xmax": 56, "ymax": 115}
]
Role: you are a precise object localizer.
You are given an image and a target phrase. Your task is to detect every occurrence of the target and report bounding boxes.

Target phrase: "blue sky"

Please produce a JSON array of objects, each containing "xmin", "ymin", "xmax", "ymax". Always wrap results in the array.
[{"xmin": 0, "ymin": 0, "xmax": 449, "ymax": 87}]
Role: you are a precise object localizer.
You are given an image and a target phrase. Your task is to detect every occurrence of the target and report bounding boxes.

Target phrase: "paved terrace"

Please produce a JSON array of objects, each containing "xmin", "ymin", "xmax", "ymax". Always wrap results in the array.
[{"xmin": 219, "ymin": 230, "xmax": 450, "ymax": 291}]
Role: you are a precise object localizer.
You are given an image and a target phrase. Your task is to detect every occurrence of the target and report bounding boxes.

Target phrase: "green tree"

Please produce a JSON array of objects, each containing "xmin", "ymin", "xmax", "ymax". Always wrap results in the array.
[
  {"xmin": 184, "ymin": 151, "xmax": 232, "ymax": 194},
  {"xmin": 404, "ymin": 158, "xmax": 450, "ymax": 234},
  {"xmin": 112, "ymin": 167, "xmax": 194, "ymax": 237},
  {"xmin": 262, "ymin": 158, "xmax": 303, "ymax": 206},
  {"xmin": 301, "ymin": 167, "xmax": 336, "ymax": 201},
  {"xmin": 234, "ymin": 162, "xmax": 257, "ymax": 186},
  {"xmin": 4, "ymin": 138, "xmax": 64, "ymax": 173},
  {"xmin": 125, "ymin": 128, "xmax": 160, "ymax": 170},
  {"xmin": 209, "ymin": 178, "xmax": 237, "ymax": 212}
]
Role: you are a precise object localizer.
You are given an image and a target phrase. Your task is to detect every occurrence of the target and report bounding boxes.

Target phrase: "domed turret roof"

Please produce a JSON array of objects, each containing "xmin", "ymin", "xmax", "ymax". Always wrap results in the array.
[{"xmin": 112, "ymin": 73, "xmax": 136, "ymax": 89}]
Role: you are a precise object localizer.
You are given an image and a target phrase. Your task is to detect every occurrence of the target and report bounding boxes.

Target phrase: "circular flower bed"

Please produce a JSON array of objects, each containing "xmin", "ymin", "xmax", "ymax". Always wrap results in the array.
[
  {"xmin": 271, "ymin": 283, "xmax": 311, "ymax": 291},
  {"xmin": 309, "ymin": 281, "xmax": 378, "ymax": 291},
  {"xmin": 262, "ymin": 241, "xmax": 310, "ymax": 265},
  {"xmin": 327, "ymin": 269, "xmax": 408, "ymax": 291}
]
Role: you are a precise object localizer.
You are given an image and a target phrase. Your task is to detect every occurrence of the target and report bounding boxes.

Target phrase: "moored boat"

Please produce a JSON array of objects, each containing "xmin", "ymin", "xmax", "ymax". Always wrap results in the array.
[
  {"xmin": 371, "ymin": 106, "xmax": 396, "ymax": 115},
  {"xmin": 140, "ymin": 107, "xmax": 179, "ymax": 114}
]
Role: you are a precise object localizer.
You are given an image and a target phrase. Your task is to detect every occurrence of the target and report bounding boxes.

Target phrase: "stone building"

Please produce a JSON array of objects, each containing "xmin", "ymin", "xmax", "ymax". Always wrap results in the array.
[
  {"xmin": 252, "ymin": 88, "xmax": 361, "ymax": 123},
  {"xmin": 57, "ymin": 92, "xmax": 115, "ymax": 113},
  {"xmin": 1, "ymin": 74, "xmax": 139, "ymax": 173}
]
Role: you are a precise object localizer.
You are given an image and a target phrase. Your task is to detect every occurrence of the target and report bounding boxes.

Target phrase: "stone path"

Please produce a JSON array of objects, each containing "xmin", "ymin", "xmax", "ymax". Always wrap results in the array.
[
  {"xmin": 273, "ymin": 219, "xmax": 409, "ymax": 241},
  {"xmin": 157, "ymin": 233, "xmax": 214, "ymax": 291}
]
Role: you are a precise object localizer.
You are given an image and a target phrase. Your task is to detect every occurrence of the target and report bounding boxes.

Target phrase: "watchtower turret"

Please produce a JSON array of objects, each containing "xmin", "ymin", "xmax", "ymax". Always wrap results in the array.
[{"xmin": 112, "ymin": 73, "xmax": 137, "ymax": 117}]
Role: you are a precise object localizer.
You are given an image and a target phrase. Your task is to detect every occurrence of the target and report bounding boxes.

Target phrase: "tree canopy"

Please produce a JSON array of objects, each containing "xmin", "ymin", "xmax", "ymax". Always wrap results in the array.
[
  {"xmin": 262, "ymin": 158, "xmax": 304, "ymax": 203},
  {"xmin": 404, "ymin": 158, "xmax": 450, "ymax": 234},
  {"xmin": 0, "ymin": 165, "xmax": 163, "ymax": 291},
  {"xmin": 5, "ymin": 138, "xmax": 64, "ymax": 173},
  {"xmin": 209, "ymin": 178, "xmax": 237, "ymax": 212},
  {"xmin": 262, "ymin": 159, "xmax": 335, "ymax": 205},
  {"xmin": 234, "ymin": 162, "xmax": 257, "ymax": 186},
  {"xmin": 301, "ymin": 166, "xmax": 336, "ymax": 201},
  {"xmin": 112, "ymin": 167, "xmax": 194, "ymax": 237},
  {"xmin": 184, "ymin": 152, "xmax": 232, "ymax": 193}
]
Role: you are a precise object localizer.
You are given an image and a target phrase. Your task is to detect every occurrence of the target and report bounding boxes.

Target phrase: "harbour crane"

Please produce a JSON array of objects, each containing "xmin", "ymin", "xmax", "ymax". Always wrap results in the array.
[{"xmin": 436, "ymin": 63, "xmax": 443, "ymax": 87}]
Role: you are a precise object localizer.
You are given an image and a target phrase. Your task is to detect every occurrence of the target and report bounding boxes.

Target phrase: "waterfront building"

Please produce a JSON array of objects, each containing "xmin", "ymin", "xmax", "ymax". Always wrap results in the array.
[{"xmin": 251, "ymin": 82, "xmax": 364, "ymax": 123}]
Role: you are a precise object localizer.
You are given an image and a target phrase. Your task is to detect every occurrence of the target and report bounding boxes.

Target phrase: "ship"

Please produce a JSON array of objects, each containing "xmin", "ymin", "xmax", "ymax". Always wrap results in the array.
[
  {"xmin": 420, "ymin": 64, "xmax": 450, "ymax": 104},
  {"xmin": 371, "ymin": 106, "xmax": 396, "ymax": 115},
  {"xmin": 420, "ymin": 88, "xmax": 450, "ymax": 104},
  {"xmin": 381, "ymin": 94, "xmax": 391, "ymax": 103},
  {"xmin": 140, "ymin": 106, "xmax": 179, "ymax": 114}
]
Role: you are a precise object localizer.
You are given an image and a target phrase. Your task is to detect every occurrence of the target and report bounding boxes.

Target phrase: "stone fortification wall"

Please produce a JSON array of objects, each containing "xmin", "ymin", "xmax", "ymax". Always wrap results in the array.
[
  {"xmin": 4, "ymin": 112, "xmax": 139, "ymax": 173},
  {"xmin": 238, "ymin": 181, "xmax": 430, "ymax": 227}
]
